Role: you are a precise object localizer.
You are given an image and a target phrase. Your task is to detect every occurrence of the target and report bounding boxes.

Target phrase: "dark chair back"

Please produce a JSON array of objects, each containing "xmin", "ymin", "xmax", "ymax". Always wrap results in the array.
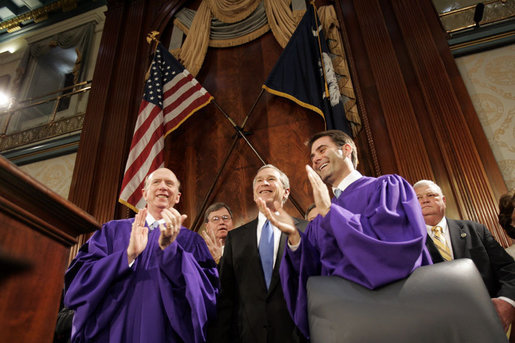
[{"xmin": 307, "ymin": 259, "xmax": 507, "ymax": 343}]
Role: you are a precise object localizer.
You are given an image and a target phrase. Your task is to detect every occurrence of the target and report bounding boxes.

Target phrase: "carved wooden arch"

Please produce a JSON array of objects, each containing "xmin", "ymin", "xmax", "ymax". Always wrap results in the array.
[
  {"xmin": 153, "ymin": 0, "xmax": 190, "ymax": 36},
  {"xmin": 119, "ymin": 0, "xmax": 329, "ymax": 231}
]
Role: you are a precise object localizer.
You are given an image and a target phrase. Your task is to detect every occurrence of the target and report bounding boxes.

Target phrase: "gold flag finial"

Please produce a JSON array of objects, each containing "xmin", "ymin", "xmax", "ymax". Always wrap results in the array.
[
  {"xmin": 144, "ymin": 31, "xmax": 161, "ymax": 81},
  {"xmin": 146, "ymin": 31, "xmax": 160, "ymax": 45}
]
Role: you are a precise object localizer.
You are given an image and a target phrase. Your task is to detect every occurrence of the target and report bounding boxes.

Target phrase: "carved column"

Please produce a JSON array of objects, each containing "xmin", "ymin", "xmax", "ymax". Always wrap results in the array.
[{"xmin": 334, "ymin": 0, "xmax": 508, "ymax": 244}]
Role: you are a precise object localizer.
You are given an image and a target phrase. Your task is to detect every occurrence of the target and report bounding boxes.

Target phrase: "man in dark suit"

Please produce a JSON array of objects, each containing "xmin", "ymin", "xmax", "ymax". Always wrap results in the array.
[
  {"xmin": 414, "ymin": 180, "xmax": 515, "ymax": 332},
  {"xmin": 210, "ymin": 164, "xmax": 307, "ymax": 343}
]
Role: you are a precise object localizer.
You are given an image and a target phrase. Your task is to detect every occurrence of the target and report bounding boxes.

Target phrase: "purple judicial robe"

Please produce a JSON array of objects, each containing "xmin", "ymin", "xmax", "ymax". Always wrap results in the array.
[
  {"xmin": 64, "ymin": 218, "xmax": 218, "ymax": 343},
  {"xmin": 279, "ymin": 174, "xmax": 432, "ymax": 339}
]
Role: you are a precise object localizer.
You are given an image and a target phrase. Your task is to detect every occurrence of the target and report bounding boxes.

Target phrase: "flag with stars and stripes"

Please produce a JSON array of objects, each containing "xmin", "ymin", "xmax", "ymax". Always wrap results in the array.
[{"xmin": 119, "ymin": 43, "xmax": 213, "ymax": 212}]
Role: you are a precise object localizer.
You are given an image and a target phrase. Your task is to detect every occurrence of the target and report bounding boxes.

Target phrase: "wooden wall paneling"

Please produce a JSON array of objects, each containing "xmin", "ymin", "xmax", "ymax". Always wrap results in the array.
[
  {"xmin": 68, "ymin": 2, "xmax": 124, "ymax": 214},
  {"xmin": 164, "ymin": 30, "xmax": 325, "ymax": 229},
  {"xmin": 333, "ymin": 0, "xmax": 508, "ymax": 244},
  {"xmin": 332, "ymin": 0, "xmax": 392, "ymax": 177},
  {"xmin": 390, "ymin": 0, "xmax": 508, "ymax": 245},
  {"xmin": 68, "ymin": 0, "xmax": 171, "ymax": 259},
  {"xmin": 354, "ymin": 0, "xmax": 434, "ymax": 183},
  {"xmin": 68, "ymin": 0, "xmax": 327, "ymax": 237},
  {"xmin": 100, "ymin": 0, "xmax": 150, "ymax": 221},
  {"xmin": 70, "ymin": 0, "xmax": 160, "ymax": 225},
  {"xmin": 421, "ymin": 1, "xmax": 508, "ymax": 201}
]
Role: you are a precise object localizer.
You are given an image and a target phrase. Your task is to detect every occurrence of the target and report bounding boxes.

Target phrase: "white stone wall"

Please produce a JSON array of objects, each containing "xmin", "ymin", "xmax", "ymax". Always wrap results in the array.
[{"xmin": 18, "ymin": 153, "xmax": 76, "ymax": 199}]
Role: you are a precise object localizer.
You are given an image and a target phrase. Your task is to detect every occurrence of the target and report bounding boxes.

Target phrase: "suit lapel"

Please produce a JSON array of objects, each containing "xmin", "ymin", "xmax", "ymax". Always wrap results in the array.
[
  {"xmin": 447, "ymin": 218, "xmax": 465, "ymax": 258},
  {"xmin": 238, "ymin": 219, "xmax": 265, "ymax": 289},
  {"xmin": 267, "ymin": 218, "xmax": 303, "ymax": 295},
  {"xmin": 248, "ymin": 219, "xmax": 263, "ymax": 279},
  {"xmin": 426, "ymin": 234, "xmax": 445, "ymax": 263},
  {"xmin": 267, "ymin": 231, "xmax": 287, "ymax": 294}
]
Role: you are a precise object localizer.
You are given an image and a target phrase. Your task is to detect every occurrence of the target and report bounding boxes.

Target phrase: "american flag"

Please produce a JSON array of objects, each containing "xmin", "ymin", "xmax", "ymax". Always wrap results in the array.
[{"xmin": 119, "ymin": 43, "xmax": 213, "ymax": 212}]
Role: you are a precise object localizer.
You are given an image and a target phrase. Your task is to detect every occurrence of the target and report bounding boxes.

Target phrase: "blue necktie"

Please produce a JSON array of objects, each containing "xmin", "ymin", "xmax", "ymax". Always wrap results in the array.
[
  {"xmin": 334, "ymin": 188, "xmax": 342, "ymax": 198},
  {"xmin": 149, "ymin": 221, "xmax": 159, "ymax": 231},
  {"xmin": 259, "ymin": 220, "xmax": 274, "ymax": 289}
]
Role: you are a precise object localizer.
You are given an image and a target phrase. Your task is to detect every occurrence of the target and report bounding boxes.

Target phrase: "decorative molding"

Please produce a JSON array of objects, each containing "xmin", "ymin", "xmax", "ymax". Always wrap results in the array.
[
  {"xmin": 24, "ymin": 6, "xmax": 107, "ymax": 44},
  {"xmin": 437, "ymin": 0, "xmax": 514, "ymax": 34},
  {"xmin": 0, "ymin": 3, "xmax": 107, "ymax": 44},
  {"xmin": 0, "ymin": 113, "xmax": 83, "ymax": 152},
  {"xmin": 0, "ymin": 1, "xmax": 68, "ymax": 33},
  {"xmin": 2, "ymin": 134, "xmax": 80, "ymax": 166},
  {"xmin": 449, "ymin": 20, "xmax": 515, "ymax": 57}
]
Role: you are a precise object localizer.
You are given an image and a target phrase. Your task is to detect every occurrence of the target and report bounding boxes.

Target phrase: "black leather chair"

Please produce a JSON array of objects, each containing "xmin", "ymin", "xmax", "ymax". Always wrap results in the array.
[{"xmin": 307, "ymin": 259, "xmax": 507, "ymax": 343}]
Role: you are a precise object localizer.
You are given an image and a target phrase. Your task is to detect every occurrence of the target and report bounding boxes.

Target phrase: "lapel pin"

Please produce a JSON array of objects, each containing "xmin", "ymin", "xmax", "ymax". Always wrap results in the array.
[{"xmin": 460, "ymin": 232, "xmax": 467, "ymax": 238}]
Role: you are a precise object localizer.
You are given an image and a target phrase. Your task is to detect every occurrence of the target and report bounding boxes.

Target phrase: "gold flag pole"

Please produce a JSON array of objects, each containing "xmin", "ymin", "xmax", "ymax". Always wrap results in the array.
[
  {"xmin": 311, "ymin": 1, "xmax": 329, "ymax": 98},
  {"xmin": 144, "ymin": 31, "xmax": 161, "ymax": 81}
]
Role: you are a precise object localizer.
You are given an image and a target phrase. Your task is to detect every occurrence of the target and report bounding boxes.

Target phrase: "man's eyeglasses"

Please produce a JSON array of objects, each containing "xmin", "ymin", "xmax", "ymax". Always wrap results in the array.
[{"xmin": 210, "ymin": 215, "xmax": 231, "ymax": 223}]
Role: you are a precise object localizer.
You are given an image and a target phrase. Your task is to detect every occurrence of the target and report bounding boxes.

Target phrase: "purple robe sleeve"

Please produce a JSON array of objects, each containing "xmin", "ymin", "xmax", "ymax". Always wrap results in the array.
[
  {"xmin": 64, "ymin": 220, "xmax": 218, "ymax": 343},
  {"xmin": 64, "ymin": 222, "xmax": 134, "ymax": 341},
  {"xmin": 280, "ymin": 230, "xmax": 320, "ymax": 340},
  {"xmin": 155, "ymin": 228, "xmax": 219, "ymax": 343},
  {"xmin": 280, "ymin": 174, "xmax": 432, "ymax": 339}
]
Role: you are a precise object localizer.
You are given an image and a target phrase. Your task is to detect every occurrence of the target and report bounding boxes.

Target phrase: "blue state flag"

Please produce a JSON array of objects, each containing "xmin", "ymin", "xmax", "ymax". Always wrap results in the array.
[{"xmin": 262, "ymin": 4, "xmax": 352, "ymax": 136}]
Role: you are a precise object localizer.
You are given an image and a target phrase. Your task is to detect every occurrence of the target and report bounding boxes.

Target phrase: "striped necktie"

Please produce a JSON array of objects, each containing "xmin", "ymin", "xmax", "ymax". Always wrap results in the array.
[
  {"xmin": 259, "ymin": 220, "xmax": 274, "ymax": 289},
  {"xmin": 431, "ymin": 226, "xmax": 453, "ymax": 261}
]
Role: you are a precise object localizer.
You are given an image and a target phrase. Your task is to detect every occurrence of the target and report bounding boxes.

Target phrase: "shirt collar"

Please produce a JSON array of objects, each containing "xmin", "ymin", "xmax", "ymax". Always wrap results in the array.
[
  {"xmin": 426, "ymin": 216, "xmax": 447, "ymax": 233},
  {"xmin": 332, "ymin": 170, "xmax": 362, "ymax": 196},
  {"xmin": 258, "ymin": 211, "xmax": 267, "ymax": 223},
  {"xmin": 145, "ymin": 213, "xmax": 165, "ymax": 228},
  {"xmin": 146, "ymin": 213, "xmax": 156, "ymax": 226},
  {"xmin": 257, "ymin": 210, "xmax": 280, "ymax": 223}
]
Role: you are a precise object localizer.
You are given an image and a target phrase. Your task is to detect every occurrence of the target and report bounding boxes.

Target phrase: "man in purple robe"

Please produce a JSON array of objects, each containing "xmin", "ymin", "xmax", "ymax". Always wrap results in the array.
[
  {"xmin": 64, "ymin": 168, "xmax": 218, "ymax": 343},
  {"xmin": 259, "ymin": 130, "xmax": 432, "ymax": 339}
]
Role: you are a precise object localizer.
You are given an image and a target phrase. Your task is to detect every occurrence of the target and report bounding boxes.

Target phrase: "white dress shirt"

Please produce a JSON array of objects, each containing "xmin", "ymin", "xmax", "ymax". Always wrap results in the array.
[
  {"xmin": 146, "ymin": 213, "xmax": 165, "ymax": 229},
  {"xmin": 332, "ymin": 170, "xmax": 363, "ymax": 197}
]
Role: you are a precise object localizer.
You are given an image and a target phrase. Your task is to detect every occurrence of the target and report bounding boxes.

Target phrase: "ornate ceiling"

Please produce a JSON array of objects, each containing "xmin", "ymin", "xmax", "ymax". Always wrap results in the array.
[{"xmin": 0, "ymin": 0, "xmax": 105, "ymax": 43}]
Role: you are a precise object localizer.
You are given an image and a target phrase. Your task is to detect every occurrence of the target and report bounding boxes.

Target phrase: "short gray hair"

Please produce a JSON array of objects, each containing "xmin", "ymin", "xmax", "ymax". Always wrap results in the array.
[{"xmin": 413, "ymin": 180, "xmax": 442, "ymax": 195}]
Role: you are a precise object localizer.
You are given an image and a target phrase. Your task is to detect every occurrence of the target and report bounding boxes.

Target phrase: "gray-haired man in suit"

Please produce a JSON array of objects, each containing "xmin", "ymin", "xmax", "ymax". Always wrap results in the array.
[{"xmin": 414, "ymin": 179, "xmax": 515, "ymax": 333}]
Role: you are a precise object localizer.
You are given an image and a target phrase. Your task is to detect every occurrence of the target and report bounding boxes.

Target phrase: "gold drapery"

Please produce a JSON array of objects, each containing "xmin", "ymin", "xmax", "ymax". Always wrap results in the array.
[
  {"xmin": 173, "ymin": 3, "xmax": 270, "ymax": 49},
  {"xmin": 205, "ymin": 0, "xmax": 261, "ymax": 24},
  {"xmin": 173, "ymin": 0, "xmax": 303, "ymax": 76},
  {"xmin": 174, "ymin": 1, "xmax": 212, "ymax": 77},
  {"xmin": 263, "ymin": 0, "xmax": 301, "ymax": 48}
]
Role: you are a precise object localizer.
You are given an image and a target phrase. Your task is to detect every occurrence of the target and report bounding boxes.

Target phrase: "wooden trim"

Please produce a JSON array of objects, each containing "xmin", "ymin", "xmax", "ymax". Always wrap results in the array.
[{"xmin": 333, "ymin": 0, "xmax": 508, "ymax": 245}]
